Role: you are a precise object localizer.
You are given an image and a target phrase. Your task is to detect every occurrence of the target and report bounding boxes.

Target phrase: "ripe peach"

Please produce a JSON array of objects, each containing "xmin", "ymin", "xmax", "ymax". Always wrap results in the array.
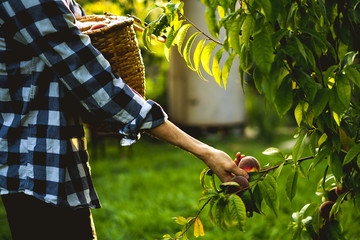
[
  {"xmin": 90, "ymin": 23, "xmax": 108, "ymax": 31},
  {"xmin": 226, "ymin": 176, "xmax": 250, "ymax": 194},
  {"xmin": 239, "ymin": 156, "xmax": 260, "ymax": 172},
  {"xmin": 319, "ymin": 201, "xmax": 335, "ymax": 220},
  {"xmin": 328, "ymin": 187, "xmax": 338, "ymax": 202}
]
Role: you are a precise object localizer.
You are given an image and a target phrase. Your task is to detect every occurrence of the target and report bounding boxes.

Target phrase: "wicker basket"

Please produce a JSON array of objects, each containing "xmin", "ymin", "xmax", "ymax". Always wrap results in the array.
[{"xmin": 76, "ymin": 14, "xmax": 145, "ymax": 97}]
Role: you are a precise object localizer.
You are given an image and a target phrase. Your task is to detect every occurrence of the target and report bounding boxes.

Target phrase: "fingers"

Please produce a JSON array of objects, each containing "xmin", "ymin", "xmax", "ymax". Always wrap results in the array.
[
  {"xmin": 231, "ymin": 164, "xmax": 249, "ymax": 179},
  {"xmin": 234, "ymin": 152, "xmax": 245, "ymax": 166}
]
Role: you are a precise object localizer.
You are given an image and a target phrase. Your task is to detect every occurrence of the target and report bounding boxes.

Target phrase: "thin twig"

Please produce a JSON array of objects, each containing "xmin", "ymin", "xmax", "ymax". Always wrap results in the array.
[
  {"xmin": 260, "ymin": 156, "xmax": 314, "ymax": 174},
  {"xmin": 178, "ymin": 12, "xmax": 223, "ymax": 46},
  {"xmin": 174, "ymin": 198, "xmax": 212, "ymax": 240}
]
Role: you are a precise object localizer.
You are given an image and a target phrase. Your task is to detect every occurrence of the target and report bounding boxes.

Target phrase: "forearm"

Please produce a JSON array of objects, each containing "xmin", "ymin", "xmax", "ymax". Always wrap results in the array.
[
  {"xmin": 146, "ymin": 120, "xmax": 248, "ymax": 182},
  {"xmin": 146, "ymin": 120, "xmax": 213, "ymax": 161}
]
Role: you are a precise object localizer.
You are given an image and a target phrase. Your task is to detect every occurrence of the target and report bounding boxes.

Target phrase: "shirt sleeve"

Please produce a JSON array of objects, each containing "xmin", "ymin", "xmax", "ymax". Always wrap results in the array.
[{"xmin": 0, "ymin": 0, "xmax": 167, "ymax": 145}]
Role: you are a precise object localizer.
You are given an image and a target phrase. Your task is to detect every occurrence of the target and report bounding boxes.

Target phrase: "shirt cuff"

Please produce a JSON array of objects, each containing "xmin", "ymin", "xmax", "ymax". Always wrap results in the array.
[{"xmin": 118, "ymin": 100, "xmax": 168, "ymax": 146}]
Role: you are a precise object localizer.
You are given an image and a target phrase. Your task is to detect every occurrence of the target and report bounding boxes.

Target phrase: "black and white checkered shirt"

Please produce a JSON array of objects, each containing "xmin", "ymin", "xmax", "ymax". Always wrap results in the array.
[{"xmin": 0, "ymin": 0, "xmax": 167, "ymax": 208}]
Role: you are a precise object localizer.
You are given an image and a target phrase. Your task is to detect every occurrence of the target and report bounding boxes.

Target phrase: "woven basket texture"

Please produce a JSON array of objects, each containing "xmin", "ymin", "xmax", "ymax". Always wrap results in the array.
[{"xmin": 77, "ymin": 14, "xmax": 145, "ymax": 97}]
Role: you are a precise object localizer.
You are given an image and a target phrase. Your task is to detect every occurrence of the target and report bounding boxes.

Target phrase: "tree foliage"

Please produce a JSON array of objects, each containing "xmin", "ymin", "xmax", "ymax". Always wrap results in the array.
[{"xmin": 141, "ymin": 0, "xmax": 360, "ymax": 239}]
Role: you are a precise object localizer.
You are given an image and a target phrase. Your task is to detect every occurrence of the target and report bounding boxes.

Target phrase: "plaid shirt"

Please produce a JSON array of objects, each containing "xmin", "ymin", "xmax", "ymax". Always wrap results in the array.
[{"xmin": 0, "ymin": 0, "xmax": 167, "ymax": 208}]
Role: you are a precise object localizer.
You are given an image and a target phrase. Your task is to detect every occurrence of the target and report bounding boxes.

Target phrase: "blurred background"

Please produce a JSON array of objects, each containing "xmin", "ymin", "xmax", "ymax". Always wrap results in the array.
[{"xmin": 1, "ymin": 1, "xmax": 359, "ymax": 240}]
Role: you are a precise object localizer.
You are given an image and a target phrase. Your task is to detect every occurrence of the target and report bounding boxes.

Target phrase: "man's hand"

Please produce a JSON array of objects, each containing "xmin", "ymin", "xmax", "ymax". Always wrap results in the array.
[{"xmin": 147, "ymin": 120, "xmax": 248, "ymax": 182}]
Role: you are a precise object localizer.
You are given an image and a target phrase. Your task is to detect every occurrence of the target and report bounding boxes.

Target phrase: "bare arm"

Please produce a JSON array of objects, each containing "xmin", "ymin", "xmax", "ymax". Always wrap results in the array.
[{"xmin": 146, "ymin": 120, "xmax": 248, "ymax": 182}]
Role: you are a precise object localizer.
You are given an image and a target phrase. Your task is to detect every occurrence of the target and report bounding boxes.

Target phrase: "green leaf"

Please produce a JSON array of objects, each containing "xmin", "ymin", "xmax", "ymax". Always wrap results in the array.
[
  {"xmin": 275, "ymin": 75, "xmax": 293, "ymax": 117},
  {"xmin": 242, "ymin": 14, "xmax": 255, "ymax": 47},
  {"xmin": 341, "ymin": 51, "xmax": 358, "ymax": 68},
  {"xmin": 252, "ymin": 185, "xmax": 263, "ymax": 213},
  {"xmin": 294, "ymin": 36, "xmax": 308, "ymax": 64},
  {"xmin": 201, "ymin": 42, "xmax": 218, "ymax": 76},
  {"xmin": 212, "ymin": 47, "xmax": 225, "ymax": 87},
  {"xmin": 286, "ymin": 169, "xmax": 298, "ymax": 202},
  {"xmin": 343, "ymin": 144, "xmax": 360, "ymax": 165},
  {"xmin": 323, "ymin": 65, "xmax": 338, "ymax": 87},
  {"xmin": 194, "ymin": 39, "xmax": 207, "ymax": 81},
  {"xmin": 229, "ymin": 16, "xmax": 245, "ymax": 54},
  {"xmin": 295, "ymin": 69, "xmax": 318, "ymax": 103},
  {"xmin": 344, "ymin": 66, "xmax": 360, "ymax": 88},
  {"xmin": 330, "ymin": 192, "xmax": 349, "ymax": 219},
  {"xmin": 165, "ymin": 28, "xmax": 175, "ymax": 48},
  {"xmin": 183, "ymin": 32, "xmax": 201, "ymax": 71},
  {"xmin": 200, "ymin": 168, "xmax": 209, "ymax": 189},
  {"xmin": 222, "ymin": 53, "xmax": 236, "ymax": 89},
  {"xmin": 336, "ymin": 74, "xmax": 351, "ymax": 109},
  {"xmin": 293, "ymin": 132, "xmax": 308, "ymax": 162},
  {"xmin": 239, "ymin": 43, "xmax": 252, "ymax": 72},
  {"xmin": 252, "ymin": 29, "xmax": 274, "ymax": 75},
  {"xmin": 312, "ymin": 88, "xmax": 330, "ymax": 118},
  {"xmin": 262, "ymin": 147, "xmax": 284, "ymax": 158},
  {"xmin": 258, "ymin": 0, "xmax": 272, "ymax": 21},
  {"xmin": 174, "ymin": 216, "xmax": 188, "ymax": 225},
  {"xmin": 215, "ymin": 197, "xmax": 227, "ymax": 230},
  {"xmin": 312, "ymin": 142, "xmax": 330, "ymax": 168},
  {"xmin": 258, "ymin": 174, "xmax": 279, "ymax": 216},
  {"xmin": 142, "ymin": 26, "xmax": 152, "ymax": 52},
  {"xmin": 272, "ymin": 29, "xmax": 287, "ymax": 48},
  {"xmin": 205, "ymin": 7, "xmax": 219, "ymax": 38},
  {"xmin": 309, "ymin": 130, "xmax": 318, "ymax": 157},
  {"xmin": 176, "ymin": 24, "xmax": 192, "ymax": 55},
  {"xmin": 329, "ymin": 153, "xmax": 344, "ymax": 182},
  {"xmin": 227, "ymin": 194, "xmax": 246, "ymax": 231},
  {"xmin": 294, "ymin": 103, "xmax": 303, "ymax": 127}
]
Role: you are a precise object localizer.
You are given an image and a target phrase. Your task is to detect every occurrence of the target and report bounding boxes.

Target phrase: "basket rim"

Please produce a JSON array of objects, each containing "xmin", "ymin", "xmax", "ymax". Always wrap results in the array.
[{"xmin": 77, "ymin": 15, "xmax": 134, "ymax": 36}]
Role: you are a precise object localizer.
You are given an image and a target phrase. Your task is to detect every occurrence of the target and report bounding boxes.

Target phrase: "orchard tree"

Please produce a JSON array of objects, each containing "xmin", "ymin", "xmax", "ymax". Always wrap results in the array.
[{"xmin": 139, "ymin": 0, "xmax": 360, "ymax": 239}]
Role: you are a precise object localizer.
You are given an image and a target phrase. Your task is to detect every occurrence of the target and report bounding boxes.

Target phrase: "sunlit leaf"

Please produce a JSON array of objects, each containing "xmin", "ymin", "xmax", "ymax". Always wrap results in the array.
[
  {"xmin": 183, "ymin": 32, "xmax": 201, "ymax": 71},
  {"xmin": 212, "ymin": 47, "xmax": 225, "ymax": 87},
  {"xmin": 222, "ymin": 53, "xmax": 236, "ymax": 89},
  {"xmin": 294, "ymin": 102, "xmax": 303, "ymax": 127},
  {"xmin": 201, "ymin": 42, "xmax": 218, "ymax": 76},
  {"xmin": 176, "ymin": 24, "xmax": 192, "ymax": 55},
  {"xmin": 174, "ymin": 216, "xmax": 188, "ymax": 225},
  {"xmin": 262, "ymin": 147, "xmax": 284, "ymax": 158},
  {"xmin": 194, "ymin": 39, "xmax": 207, "ymax": 81}
]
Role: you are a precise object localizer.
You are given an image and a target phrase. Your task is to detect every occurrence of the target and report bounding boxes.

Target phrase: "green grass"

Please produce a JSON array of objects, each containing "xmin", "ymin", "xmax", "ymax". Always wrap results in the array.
[{"xmin": 1, "ymin": 131, "xmax": 360, "ymax": 239}]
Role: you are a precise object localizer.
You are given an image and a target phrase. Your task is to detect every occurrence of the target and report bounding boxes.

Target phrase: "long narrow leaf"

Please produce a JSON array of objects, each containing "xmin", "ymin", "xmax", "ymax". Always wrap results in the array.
[
  {"xmin": 222, "ymin": 53, "xmax": 236, "ymax": 89},
  {"xmin": 183, "ymin": 32, "xmax": 201, "ymax": 71},
  {"xmin": 228, "ymin": 194, "xmax": 246, "ymax": 231},
  {"xmin": 176, "ymin": 24, "xmax": 192, "ymax": 55},
  {"xmin": 194, "ymin": 39, "xmax": 207, "ymax": 81},
  {"xmin": 201, "ymin": 42, "xmax": 218, "ymax": 76},
  {"xmin": 252, "ymin": 29, "xmax": 274, "ymax": 75},
  {"xmin": 293, "ymin": 132, "xmax": 308, "ymax": 162},
  {"xmin": 343, "ymin": 144, "xmax": 360, "ymax": 165},
  {"xmin": 212, "ymin": 47, "xmax": 226, "ymax": 87},
  {"xmin": 286, "ymin": 169, "xmax": 299, "ymax": 201}
]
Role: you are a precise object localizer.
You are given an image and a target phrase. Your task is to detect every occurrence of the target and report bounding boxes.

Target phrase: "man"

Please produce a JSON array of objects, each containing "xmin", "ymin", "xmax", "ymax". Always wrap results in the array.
[{"xmin": 0, "ymin": 0, "xmax": 248, "ymax": 239}]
